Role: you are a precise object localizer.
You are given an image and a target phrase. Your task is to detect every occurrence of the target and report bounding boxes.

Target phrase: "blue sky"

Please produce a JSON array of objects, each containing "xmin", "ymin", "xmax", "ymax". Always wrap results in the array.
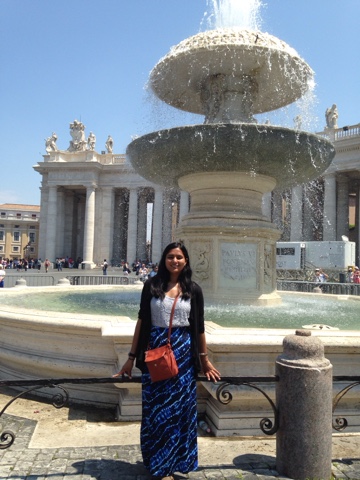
[{"xmin": 1, "ymin": 0, "xmax": 359, "ymax": 206}]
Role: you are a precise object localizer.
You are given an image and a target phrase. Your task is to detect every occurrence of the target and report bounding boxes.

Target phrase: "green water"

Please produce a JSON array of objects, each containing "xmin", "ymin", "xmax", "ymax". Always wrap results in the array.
[{"xmin": 3, "ymin": 289, "xmax": 359, "ymax": 330}]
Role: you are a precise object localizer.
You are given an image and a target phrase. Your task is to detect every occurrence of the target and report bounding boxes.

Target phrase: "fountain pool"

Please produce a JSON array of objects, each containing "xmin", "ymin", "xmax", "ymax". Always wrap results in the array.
[{"xmin": 1, "ymin": 286, "xmax": 359, "ymax": 330}]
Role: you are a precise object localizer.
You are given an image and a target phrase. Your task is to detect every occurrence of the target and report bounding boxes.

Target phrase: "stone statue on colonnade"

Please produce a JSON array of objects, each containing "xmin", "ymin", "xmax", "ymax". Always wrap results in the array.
[
  {"xmin": 105, "ymin": 135, "xmax": 113, "ymax": 153},
  {"xmin": 325, "ymin": 104, "xmax": 339, "ymax": 129},
  {"xmin": 68, "ymin": 119, "xmax": 87, "ymax": 152},
  {"xmin": 45, "ymin": 132, "xmax": 58, "ymax": 153}
]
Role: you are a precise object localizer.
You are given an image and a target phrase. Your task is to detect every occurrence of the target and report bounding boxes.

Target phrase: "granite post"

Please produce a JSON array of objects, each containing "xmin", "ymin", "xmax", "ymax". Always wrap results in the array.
[{"xmin": 276, "ymin": 329, "xmax": 333, "ymax": 480}]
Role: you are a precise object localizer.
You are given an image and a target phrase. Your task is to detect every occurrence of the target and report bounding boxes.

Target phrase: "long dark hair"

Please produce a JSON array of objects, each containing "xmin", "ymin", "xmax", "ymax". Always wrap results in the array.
[{"xmin": 150, "ymin": 242, "xmax": 193, "ymax": 300}]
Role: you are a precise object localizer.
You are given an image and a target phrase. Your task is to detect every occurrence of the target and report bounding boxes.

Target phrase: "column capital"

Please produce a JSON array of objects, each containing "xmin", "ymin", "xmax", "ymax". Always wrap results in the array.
[{"xmin": 85, "ymin": 183, "xmax": 98, "ymax": 191}]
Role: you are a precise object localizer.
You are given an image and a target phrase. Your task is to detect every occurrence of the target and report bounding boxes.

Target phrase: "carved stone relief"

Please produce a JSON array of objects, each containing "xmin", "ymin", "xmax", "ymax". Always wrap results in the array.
[{"xmin": 191, "ymin": 241, "xmax": 211, "ymax": 285}]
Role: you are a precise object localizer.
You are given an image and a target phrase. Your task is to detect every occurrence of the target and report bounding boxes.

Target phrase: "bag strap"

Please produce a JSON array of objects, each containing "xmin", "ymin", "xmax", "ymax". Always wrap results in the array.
[{"xmin": 167, "ymin": 294, "xmax": 180, "ymax": 343}]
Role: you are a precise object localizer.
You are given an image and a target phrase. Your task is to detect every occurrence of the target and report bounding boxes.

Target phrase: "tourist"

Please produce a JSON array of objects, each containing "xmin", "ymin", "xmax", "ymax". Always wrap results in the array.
[
  {"xmin": 44, "ymin": 258, "xmax": 51, "ymax": 273},
  {"xmin": 113, "ymin": 242, "xmax": 220, "ymax": 479},
  {"xmin": 0, "ymin": 263, "xmax": 6, "ymax": 288},
  {"xmin": 347, "ymin": 267, "xmax": 354, "ymax": 283},
  {"xmin": 139, "ymin": 263, "xmax": 149, "ymax": 283},
  {"xmin": 148, "ymin": 264, "xmax": 158, "ymax": 277},
  {"xmin": 313, "ymin": 268, "xmax": 328, "ymax": 283},
  {"xmin": 56, "ymin": 258, "xmax": 63, "ymax": 271},
  {"xmin": 102, "ymin": 259, "xmax": 108, "ymax": 275},
  {"xmin": 353, "ymin": 266, "xmax": 360, "ymax": 284},
  {"xmin": 123, "ymin": 262, "xmax": 131, "ymax": 275}
]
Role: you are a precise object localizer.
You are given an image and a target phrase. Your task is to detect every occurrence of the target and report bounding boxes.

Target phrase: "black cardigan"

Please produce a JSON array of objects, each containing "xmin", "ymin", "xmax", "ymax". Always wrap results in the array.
[{"xmin": 135, "ymin": 278, "xmax": 205, "ymax": 375}]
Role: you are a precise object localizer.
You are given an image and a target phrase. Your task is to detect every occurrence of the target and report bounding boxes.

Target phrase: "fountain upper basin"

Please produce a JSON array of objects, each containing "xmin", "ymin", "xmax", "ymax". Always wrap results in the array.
[
  {"xmin": 127, "ymin": 123, "xmax": 335, "ymax": 190},
  {"xmin": 150, "ymin": 28, "xmax": 313, "ymax": 114}
]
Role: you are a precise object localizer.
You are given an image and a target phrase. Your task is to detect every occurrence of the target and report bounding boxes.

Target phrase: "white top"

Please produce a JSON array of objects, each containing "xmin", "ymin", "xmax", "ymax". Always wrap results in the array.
[{"xmin": 150, "ymin": 295, "xmax": 191, "ymax": 328}]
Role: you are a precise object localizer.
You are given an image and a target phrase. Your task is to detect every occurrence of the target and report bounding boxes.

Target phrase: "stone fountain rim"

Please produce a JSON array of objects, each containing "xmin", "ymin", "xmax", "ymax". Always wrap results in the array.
[{"xmin": 164, "ymin": 28, "xmax": 302, "ymax": 59}]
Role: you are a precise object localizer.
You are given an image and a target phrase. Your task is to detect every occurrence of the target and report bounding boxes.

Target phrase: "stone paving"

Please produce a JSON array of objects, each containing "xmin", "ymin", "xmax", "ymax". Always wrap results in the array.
[{"xmin": 1, "ymin": 413, "xmax": 360, "ymax": 480}]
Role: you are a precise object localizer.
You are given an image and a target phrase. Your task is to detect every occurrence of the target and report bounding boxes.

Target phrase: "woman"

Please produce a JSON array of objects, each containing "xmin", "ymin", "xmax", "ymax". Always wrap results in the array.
[{"xmin": 114, "ymin": 242, "xmax": 220, "ymax": 480}]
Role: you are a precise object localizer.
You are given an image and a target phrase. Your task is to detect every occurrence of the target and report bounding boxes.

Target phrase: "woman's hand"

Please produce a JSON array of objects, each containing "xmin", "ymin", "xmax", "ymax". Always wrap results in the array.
[
  {"xmin": 201, "ymin": 358, "xmax": 221, "ymax": 382},
  {"xmin": 112, "ymin": 358, "xmax": 134, "ymax": 379}
]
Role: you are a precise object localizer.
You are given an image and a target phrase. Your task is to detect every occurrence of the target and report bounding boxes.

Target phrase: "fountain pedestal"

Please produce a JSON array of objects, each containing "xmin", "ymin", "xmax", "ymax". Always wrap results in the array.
[{"xmin": 177, "ymin": 171, "xmax": 281, "ymax": 305}]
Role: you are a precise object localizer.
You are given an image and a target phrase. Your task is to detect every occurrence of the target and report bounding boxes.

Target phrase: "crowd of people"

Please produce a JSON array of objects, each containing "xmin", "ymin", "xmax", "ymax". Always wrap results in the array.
[
  {"xmin": 0, "ymin": 258, "xmax": 43, "ymax": 271},
  {"xmin": 313, "ymin": 266, "xmax": 360, "ymax": 284},
  {"xmin": 347, "ymin": 266, "xmax": 360, "ymax": 283},
  {"xmin": 121, "ymin": 260, "xmax": 159, "ymax": 283}
]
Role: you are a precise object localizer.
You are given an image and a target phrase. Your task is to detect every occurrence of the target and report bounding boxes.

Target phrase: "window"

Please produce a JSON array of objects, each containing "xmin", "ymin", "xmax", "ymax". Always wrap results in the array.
[
  {"xmin": 276, "ymin": 248, "xmax": 295, "ymax": 256},
  {"xmin": 12, "ymin": 246, "xmax": 20, "ymax": 252},
  {"xmin": 13, "ymin": 231, "xmax": 20, "ymax": 242},
  {"xmin": 29, "ymin": 232, "xmax": 36, "ymax": 243},
  {"xmin": 14, "ymin": 225, "xmax": 20, "ymax": 228},
  {"xmin": 32, "ymin": 214, "xmax": 37, "ymax": 219},
  {"xmin": 0, "ymin": 231, "xmax": 4, "ymax": 241},
  {"xmin": 1, "ymin": 212, "xmax": 5, "ymax": 217},
  {"xmin": 16, "ymin": 213, "xmax": 21, "ymax": 218},
  {"xmin": 0, "ymin": 224, "xmax": 4, "ymax": 227},
  {"xmin": 29, "ymin": 225, "xmax": 36, "ymax": 229},
  {"xmin": 0, "ymin": 246, "xmax": 3, "ymax": 252}
]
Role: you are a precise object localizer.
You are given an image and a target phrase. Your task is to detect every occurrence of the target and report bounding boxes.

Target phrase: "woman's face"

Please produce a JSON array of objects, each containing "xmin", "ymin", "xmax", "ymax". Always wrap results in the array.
[{"xmin": 165, "ymin": 247, "xmax": 187, "ymax": 276}]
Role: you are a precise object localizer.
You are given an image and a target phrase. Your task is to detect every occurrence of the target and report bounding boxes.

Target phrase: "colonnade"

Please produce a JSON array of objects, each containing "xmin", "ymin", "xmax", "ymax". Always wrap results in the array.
[
  {"xmin": 39, "ymin": 172, "xmax": 360, "ymax": 267},
  {"xmin": 38, "ymin": 178, "xmax": 189, "ymax": 267}
]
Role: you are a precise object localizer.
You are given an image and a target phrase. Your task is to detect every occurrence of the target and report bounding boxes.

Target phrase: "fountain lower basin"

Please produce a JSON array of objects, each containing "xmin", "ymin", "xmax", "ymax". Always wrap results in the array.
[
  {"xmin": 1, "ymin": 286, "xmax": 360, "ymax": 330},
  {"xmin": 127, "ymin": 124, "xmax": 335, "ymax": 190},
  {"xmin": 0, "ymin": 285, "xmax": 359, "ymax": 435}
]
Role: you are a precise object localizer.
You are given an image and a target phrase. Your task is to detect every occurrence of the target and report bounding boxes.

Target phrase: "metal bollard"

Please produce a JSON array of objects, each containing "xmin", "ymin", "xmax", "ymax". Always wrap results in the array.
[{"xmin": 276, "ymin": 329, "xmax": 333, "ymax": 480}]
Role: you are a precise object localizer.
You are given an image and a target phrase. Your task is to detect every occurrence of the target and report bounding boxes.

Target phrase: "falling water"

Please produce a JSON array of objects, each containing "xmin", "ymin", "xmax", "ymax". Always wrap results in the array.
[{"xmin": 204, "ymin": 0, "xmax": 264, "ymax": 30}]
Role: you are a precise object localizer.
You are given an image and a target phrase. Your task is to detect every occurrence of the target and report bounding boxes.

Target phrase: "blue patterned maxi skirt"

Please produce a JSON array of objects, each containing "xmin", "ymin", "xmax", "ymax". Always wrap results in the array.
[{"xmin": 141, "ymin": 325, "xmax": 198, "ymax": 476}]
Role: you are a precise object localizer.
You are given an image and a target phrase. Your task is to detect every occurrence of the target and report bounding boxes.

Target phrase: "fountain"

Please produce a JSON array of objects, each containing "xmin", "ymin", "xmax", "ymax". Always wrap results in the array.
[{"xmin": 126, "ymin": 1, "xmax": 335, "ymax": 306}]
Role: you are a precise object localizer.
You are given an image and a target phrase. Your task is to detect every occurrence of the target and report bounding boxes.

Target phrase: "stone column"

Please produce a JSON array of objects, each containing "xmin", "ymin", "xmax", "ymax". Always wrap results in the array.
[
  {"xmin": 302, "ymin": 185, "xmax": 315, "ymax": 241},
  {"xmin": 276, "ymin": 330, "xmax": 333, "ymax": 480},
  {"xmin": 179, "ymin": 191, "xmax": 190, "ymax": 221},
  {"xmin": 38, "ymin": 184, "xmax": 48, "ymax": 261},
  {"xmin": 152, "ymin": 188, "xmax": 163, "ymax": 264},
  {"xmin": 162, "ymin": 189, "xmax": 173, "ymax": 247},
  {"xmin": 99, "ymin": 187, "xmax": 114, "ymax": 265},
  {"xmin": 63, "ymin": 192, "xmax": 74, "ymax": 258},
  {"xmin": 137, "ymin": 190, "xmax": 148, "ymax": 261},
  {"xmin": 337, "ymin": 175, "xmax": 349, "ymax": 240},
  {"xmin": 357, "ymin": 184, "xmax": 360, "ymax": 265},
  {"xmin": 127, "ymin": 188, "xmax": 138, "ymax": 264},
  {"xmin": 323, "ymin": 173, "xmax": 337, "ymax": 241},
  {"xmin": 45, "ymin": 185, "xmax": 58, "ymax": 262},
  {"xmin": 290, "ymin": 185, "xmax": 303, "ymax": 241},
  {"xmin": 82, "ymin": 184, "xmax": 96, "ymax": 269},
  {"xmin": 56, "ymin": 188, "xmax": 65, "ymax": 257}
]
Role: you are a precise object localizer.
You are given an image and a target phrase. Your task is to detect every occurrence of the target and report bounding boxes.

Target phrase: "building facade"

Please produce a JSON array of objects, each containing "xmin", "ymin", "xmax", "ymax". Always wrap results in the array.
[
  {"xmin": 34, "ymin": 148, "xmax": 189, "ymax": 267},
  {"xmin": 34, "ymin": 118, "xmax": 360, "ymax": 268},
  {"xmin": 0, "ymin": 204, "xmax": 40, "ymax": 262}
]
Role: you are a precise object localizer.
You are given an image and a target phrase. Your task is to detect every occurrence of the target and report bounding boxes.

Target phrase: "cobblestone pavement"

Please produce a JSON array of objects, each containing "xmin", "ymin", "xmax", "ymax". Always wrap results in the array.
[{"xmin": 1, "ymin": 413, "xmax": 360, "ymax": 480}]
